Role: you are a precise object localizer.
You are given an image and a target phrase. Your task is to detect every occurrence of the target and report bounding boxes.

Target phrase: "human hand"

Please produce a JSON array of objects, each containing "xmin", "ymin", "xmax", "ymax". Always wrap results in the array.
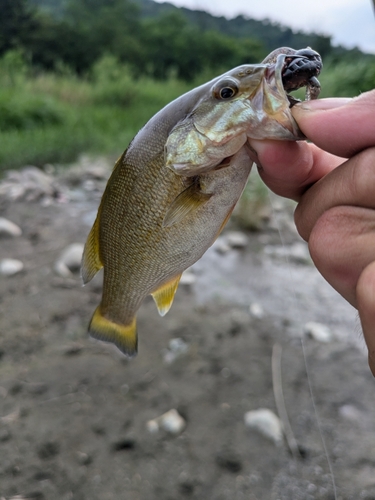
[{"xmin": 249, "ymin": 90, "xmax": 375, "ymax": 375}]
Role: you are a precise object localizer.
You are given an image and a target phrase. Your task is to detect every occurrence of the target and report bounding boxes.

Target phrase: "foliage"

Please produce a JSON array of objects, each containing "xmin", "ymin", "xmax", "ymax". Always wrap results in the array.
[
  {"xmin": 0, "ymin": 52, "xmax": 192, "ymax": 171},
  {"xmin": 320, "ymin": 58, "xmax": 375, "ymax": 97}
]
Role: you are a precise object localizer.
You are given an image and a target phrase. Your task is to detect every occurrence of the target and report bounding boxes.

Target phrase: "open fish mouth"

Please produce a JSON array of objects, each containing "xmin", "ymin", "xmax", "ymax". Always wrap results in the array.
[{"xmin": 279, "ymin": 48, "xmax": 323, "ymax": 106}]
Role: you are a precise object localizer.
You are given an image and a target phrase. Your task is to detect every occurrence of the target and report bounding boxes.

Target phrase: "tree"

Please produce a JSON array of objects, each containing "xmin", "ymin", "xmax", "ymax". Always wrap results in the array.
[{"xmin": 0, "ymin": 0, "xmax": 37, "ymax": 55}]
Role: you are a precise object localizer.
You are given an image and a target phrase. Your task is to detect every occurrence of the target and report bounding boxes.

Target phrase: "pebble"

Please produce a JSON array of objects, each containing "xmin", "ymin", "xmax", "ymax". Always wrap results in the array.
[
  {"xmin": 0, "ymin": 259, "xmax": 24, "ymax": 276},
  {"xmin": 146, "ymin": 409, "xmax": 186, "ymax": 435},
  {"xmin": 304, "ymin": 321, "xmax": 333, "ymax": 343},
  {"xmin": 0, "ymin": 166, "xmax": 57, "ymax": 202},
  {"xmin": 249, "ymin": 302, "xmax": 265, "ymax": 319},
  {"xmin": 213, "ymin": 231, "xmax": 249, "ymax": 254},
  {"xmin": 244, "ymin": 408, "xmax": 283, "ymax": 443},
  {"xmin": 180, "ymin": 270, "xmax": 196, "ymax": 286},
  {"xmin": 76, "ymin": 451, "xmax": 92, "ymax": 465},
  {"xmin": 213, "ymin": 236, "xmax": 231, "ymax": 254},
  {"xmin": 264, "ymin": 242, "xmax": 311, "ymax": 265},
  {"xmin": 163, "ymin": 338, "xmax": 189, "ymax": 364},
  {"xmin": 225, "ymin": 231, "xmax": 249, "ymax": 249},
  {"xmin": 338, "ymin": 404, "xmax": 363, "ymax": 421},
  {"xmin": 0, "ymin": 217, "xmax": 22, "ymax": 237},
  {"xmin": 54, "ymin": 243, "xmax": 84, "ymax": 277}
]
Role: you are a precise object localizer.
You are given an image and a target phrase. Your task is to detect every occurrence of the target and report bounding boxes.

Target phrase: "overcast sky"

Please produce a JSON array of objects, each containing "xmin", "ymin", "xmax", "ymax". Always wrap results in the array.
[{"xmin": 155, "ymin": 0, "xmax": 375, "ymax": 54}]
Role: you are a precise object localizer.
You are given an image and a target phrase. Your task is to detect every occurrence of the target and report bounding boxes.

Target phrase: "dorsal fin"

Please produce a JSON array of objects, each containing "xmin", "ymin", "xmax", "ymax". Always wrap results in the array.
[
  {"xmin": 162, "ymin": 183, "xmax": 212, "ymax": 228},
  {"xmin": 81, "ymin": 215, "xmax": 103, "ymax": 284},
  {"xmin": 151, "ymin": 274, "xmax": 182, "ymax": 316}
]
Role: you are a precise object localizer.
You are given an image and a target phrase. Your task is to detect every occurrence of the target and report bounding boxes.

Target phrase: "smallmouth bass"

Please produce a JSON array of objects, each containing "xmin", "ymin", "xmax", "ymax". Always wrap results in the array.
[{"xmin": 82, "ymin": 47, "xmax": 322, "ymax": 356}]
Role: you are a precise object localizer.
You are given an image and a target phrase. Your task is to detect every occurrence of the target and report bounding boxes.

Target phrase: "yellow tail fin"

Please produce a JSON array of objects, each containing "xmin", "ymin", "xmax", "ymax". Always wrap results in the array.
[{"xmin": 88, "ymin": 306, "xmax": 137, "ymax": 357}]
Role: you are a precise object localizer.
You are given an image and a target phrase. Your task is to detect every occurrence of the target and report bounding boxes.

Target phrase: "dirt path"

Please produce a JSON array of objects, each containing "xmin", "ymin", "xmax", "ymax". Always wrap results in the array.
[{"xmin": 0, "ymin": 160, "xmax": 375, "ymax": 500}]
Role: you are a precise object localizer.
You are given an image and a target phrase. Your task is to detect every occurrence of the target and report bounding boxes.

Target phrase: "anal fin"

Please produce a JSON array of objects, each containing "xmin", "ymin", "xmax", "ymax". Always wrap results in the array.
[
  {"xmin": 163, "ymin": 183, "xmax": 212, "ymax": 228},
  {"xmin": 89, "ymin": 306, "xmax": 137, "ymax": 357},
  {"xmin": 151, "ymin": 274, "xmax": 182, "ymax": 316}
]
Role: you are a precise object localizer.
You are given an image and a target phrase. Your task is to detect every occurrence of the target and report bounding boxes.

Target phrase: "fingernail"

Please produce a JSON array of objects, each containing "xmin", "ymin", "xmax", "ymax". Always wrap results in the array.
[{"xmin": 294, "ymin": 97, "xmax": 353, "ymax": 112}]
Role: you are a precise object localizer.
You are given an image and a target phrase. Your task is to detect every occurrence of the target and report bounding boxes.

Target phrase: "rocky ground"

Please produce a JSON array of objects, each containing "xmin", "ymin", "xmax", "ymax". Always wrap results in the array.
[{"xmin": 0, "ymin": 158, "xmax": 375, "ymax": 500}]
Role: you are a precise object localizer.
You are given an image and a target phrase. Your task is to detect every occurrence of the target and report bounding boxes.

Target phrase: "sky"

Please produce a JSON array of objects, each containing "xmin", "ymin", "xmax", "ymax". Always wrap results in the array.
[{"xmin": 155, "ymin": 0, "xmax": 375, "ymax": 54}]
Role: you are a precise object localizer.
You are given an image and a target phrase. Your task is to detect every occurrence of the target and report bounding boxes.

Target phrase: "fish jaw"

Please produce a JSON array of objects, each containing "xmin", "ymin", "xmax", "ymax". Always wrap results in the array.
[{"xmin": 165, "ymin": 58, "xmax": 303, "ymax": 177}]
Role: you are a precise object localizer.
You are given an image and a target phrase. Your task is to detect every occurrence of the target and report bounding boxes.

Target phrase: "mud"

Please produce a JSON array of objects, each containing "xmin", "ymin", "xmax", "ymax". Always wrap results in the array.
[{"xmin": 0, "ymin": 161, "xmax": 375, "ymax": 500}]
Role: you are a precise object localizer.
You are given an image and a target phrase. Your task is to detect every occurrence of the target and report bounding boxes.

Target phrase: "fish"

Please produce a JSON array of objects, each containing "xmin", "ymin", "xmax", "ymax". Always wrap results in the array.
[{"xmin": 82, "ymin": 47, "xmax": 322, "ymax": 356}]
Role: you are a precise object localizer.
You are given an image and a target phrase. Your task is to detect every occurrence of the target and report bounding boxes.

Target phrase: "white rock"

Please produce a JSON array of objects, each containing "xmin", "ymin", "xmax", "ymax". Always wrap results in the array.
[
  {"xmin": 213, "ymin": 236, "xmax": 231, "ymax": 254},
  {"xmin": 249, "ymin": 302, "xmax": 264, "ymax": 319},
  {"xmin": 304, "ymin": 321, "xmax": 332, "ymax": 343},
  {"xmin": 180, "ymin": 270, "xmax": 196, "ymax": 286},
  {"xmin": 163, "ymin": 338, "xmax": 189, "ymax": 364},
  {"xmin": 54, "ymin": 243, "xmax": 84, "ymax": 277},
  {"xmin": 225, "ymin": 231, "xmax": 249, "ymax": 249},
  {"xmin": 264, "ymin": 242, "xmax": 311, "ymax": 264},
  {"xmin": 146, "ymin": 409, "xmax": 186, "ymax": 435},
  {"xmin": 0, "ymin": 218, "xmax": 22, "ymax": 237},
  {"xmin": 244, "ymin": 408, "xmax": 283, "ymax": 443},
  {"xmin": 160, "ymin": 409, "xmax": 186, "ymax": 434},
  {"xmin": 146, "ymin": 419, "xmax": 159, "ymax": 434},
  {"xmin": 0, "ymin": 259, "xmax": 24, "ymax": 276},
  {"xmin": 338, "ymin": 404, "xmax": 362, "ymax": 421}
]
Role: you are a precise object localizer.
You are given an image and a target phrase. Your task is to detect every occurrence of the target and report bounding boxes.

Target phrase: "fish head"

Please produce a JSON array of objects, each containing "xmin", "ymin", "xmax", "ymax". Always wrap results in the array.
[{"xmin": 165, "ymin": 50, "xmax": 321, "ymax": 176}]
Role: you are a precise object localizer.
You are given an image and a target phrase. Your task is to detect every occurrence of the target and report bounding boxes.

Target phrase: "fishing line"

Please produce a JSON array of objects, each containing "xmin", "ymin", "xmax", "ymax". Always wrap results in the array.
[{"xmin": 267, "ymin": 189, "xmax": 338, "ymax": 500}]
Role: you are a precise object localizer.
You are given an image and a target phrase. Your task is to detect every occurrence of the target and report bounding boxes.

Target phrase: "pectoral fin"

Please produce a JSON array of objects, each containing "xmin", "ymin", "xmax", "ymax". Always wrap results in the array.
[
  {"xmin": 151, "ymin": 274, "xmax": 182, "ymax": 316},
  {"xmin": 89, "ymin": 306, "xmax": 137, "ymax": 357},
  {"xmin": 81, "ymin": 215, "xmax": 103, "ymax": 284},
  {"xmin": 163, "ymin": 183, "xmax": 212, "ymax": 228}
]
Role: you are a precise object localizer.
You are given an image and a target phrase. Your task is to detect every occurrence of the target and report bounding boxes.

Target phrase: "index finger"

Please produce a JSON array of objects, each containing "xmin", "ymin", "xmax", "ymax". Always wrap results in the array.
[{"xmin": 249, "ymin": 138, "xmax": 342, "ymax": 201}]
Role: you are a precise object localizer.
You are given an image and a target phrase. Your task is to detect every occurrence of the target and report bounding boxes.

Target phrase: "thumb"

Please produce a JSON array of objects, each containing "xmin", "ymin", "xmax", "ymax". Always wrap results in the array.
[{"xmin": 292, "ymin": 90, "xmax": 375, "ymax": 158}]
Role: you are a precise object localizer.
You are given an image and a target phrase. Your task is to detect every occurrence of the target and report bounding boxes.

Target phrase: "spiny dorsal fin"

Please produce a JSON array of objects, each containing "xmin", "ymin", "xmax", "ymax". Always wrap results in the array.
[
  {"xmin": 89, "ymin": 306, "xmax": 137, "ymax": 357},
  {"xmin": 81, "ymin": 215, "xmax": 103, "ymax": 284},
  {"xmin": 162, "ymin": 183, "xmax": 212, "ymax": 228},
  {"xmin": 151, "ymin": 274, "xmax": 182, "ymax": 316}
]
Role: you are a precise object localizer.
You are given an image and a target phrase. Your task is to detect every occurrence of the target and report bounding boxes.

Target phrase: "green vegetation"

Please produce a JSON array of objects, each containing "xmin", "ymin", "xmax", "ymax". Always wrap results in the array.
[
  {"xmin": 0, "ymin": 0, "xmax": 373, "ymax": 171},
  {"xmin": 0, "ymin": 52, "xmax": 192, "ymax": 170}
]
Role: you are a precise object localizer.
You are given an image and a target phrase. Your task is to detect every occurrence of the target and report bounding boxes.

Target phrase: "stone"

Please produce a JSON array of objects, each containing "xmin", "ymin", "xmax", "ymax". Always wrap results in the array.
[
  {"xmin": 54, "ymin": 243, "xmax": 84, "ymax": 277},
  {"xmin": 304, "ymin": 321, "xmax": 332, "ymax": 343},
  {"xmin": 180, "ymin": 270, "xmax": 196, "ymax": 285},
  {"xmin": 0, "ymin": 166, "xmax": 57, "ymax": 202},
  {"xmin": 0, "ymin": 218, "xmax": 22, "ymax": 237},
  {"xmin": 249, "ymin": 302, "xmax": 265, "ymax": 319},
  {"xmin": 163, "ymin": 338, "xmax": 189, "ymax": 364},
  {"xmin": 213, "ymin": 236, "xmax": 231, "ymax": 254},
  {"xmin": 244, "ymin": 408, "xmax": 283, "ymax": 443},
  {"xmin": 225, "ymin": 231, "xmax": 249, "ymax": 249},
  {"xmin": 264, "ymin": 242, "xmax": 311, "ymax": 265},
  {"xmin": 146, "ymin": 409, "xmax": 186, "ymax": 435},
  {"xmin": 0, "ymin": 259, "xmax": 24, "ymax": 276}
]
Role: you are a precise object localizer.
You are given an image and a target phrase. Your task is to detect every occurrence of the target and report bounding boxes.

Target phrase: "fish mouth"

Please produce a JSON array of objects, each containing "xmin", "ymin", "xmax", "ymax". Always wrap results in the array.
[{"xmin": 278, "ymin": 48, "xmax": 323, "ymax": 106}]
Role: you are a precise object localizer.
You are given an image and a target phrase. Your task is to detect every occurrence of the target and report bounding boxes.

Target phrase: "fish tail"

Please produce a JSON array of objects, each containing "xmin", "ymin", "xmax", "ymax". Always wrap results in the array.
[{"xmin": 88, "ymin": 306, "xmax": 137, "ymax": 357}]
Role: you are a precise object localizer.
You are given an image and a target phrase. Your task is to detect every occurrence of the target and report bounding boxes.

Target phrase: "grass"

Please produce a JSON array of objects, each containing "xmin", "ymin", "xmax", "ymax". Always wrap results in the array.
[{"xmin": 0, "ymin": 53, "xmax": 192, "ymax": 172}]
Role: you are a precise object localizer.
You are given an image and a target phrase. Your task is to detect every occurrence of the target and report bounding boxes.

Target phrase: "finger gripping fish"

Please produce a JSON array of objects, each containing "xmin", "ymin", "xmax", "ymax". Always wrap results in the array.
[{"xmin": 82, "ymin": 47, "xmax": 322, "ymax": 356}]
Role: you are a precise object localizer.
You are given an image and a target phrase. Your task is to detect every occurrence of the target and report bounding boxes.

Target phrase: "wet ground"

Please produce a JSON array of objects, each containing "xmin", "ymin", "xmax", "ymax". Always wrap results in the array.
[{"xmin": 0, "ymin": 160, "xmax": 375, "ymax": 500}]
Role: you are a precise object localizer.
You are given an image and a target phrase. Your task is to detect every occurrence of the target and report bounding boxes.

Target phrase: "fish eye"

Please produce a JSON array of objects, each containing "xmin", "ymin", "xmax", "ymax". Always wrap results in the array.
[
  {"xmin": 220, "ymin": 87, "xmax": 236, "ymax": 99},
  {"xmin": 212, "ymin": 79, "xmax": 239, "ymax": 100}
]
